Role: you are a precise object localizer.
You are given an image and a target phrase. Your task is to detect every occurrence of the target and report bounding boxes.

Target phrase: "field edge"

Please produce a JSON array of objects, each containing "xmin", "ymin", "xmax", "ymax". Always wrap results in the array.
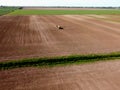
[{"xmin": 1, "ymin": 52, "xmax": 120, "ymax": 70}]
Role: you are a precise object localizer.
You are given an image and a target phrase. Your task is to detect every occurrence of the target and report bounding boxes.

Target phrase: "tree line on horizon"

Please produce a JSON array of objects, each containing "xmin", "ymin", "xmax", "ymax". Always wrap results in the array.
[{"xmin": 0, "ymin": 5, "xmax": 120, "ymax": 9}]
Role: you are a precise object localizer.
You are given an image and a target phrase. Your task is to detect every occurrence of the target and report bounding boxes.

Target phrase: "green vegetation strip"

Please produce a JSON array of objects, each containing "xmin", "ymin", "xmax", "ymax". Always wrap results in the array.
[
  {"xmin": 0, "ymin": 52, "xmax": 120, "ymax": 70},
  {"xmin": 9, "ymin": 9, "xmax": 120, "ymax": 15}
]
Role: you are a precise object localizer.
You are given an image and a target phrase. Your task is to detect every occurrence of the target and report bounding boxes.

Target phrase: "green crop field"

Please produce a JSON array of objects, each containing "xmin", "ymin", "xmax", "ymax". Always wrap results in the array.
[
  {"xmin": 0, "ymin": 7, "xmax": 19, "ymax": 16},
  {"xmin": 9, "ymin": 9, "xmax": 120, "ymax": 15}
]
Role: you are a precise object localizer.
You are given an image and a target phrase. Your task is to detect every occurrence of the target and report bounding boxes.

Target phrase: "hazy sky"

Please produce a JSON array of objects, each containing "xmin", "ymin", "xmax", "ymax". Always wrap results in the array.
[{"xmin": 0, "ymin": 0, "xmax": 120, "ymax": 7}]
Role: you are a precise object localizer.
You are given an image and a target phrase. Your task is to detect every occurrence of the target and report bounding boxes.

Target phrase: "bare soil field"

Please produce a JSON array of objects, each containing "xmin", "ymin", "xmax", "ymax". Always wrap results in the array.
[
  {"xmin": 0, "ymin": 15, "xmax": 120, "ymax": 61},
  {"xmin": 1, "ymin": 60, "xmax": 120, "ymax": 90},
  {"xmin": 89, "ymin": 15, "xmax": 120, "ymax": 22}
]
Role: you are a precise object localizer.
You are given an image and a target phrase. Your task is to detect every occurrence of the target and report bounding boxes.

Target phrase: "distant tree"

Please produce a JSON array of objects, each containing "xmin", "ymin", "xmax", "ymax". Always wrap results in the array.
[{"xmin": 19, "ymin": 7, "xmax": 23, "ymax": 9}]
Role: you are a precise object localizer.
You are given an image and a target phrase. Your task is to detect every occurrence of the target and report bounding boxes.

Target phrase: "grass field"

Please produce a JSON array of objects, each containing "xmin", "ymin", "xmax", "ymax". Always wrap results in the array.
[{"xmin": 9, "ymin": 9, "xmax": 120, "ymax": 15}]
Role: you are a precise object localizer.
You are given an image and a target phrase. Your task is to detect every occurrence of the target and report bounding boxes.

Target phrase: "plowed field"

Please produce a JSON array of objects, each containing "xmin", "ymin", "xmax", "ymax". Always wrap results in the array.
[{"xmin": 0, "ymin": 15, "xmax": 120, "ymax": 61}]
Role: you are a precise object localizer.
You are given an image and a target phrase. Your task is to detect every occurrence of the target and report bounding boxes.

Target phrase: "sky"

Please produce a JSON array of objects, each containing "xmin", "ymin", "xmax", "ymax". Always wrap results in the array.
[{"xmin": 0, "ymin": 0, "xmax": 120, "ymax": 7}]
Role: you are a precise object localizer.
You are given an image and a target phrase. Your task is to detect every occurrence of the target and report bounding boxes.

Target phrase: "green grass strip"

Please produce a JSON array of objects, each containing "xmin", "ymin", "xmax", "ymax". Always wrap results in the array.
[
  {"xmin": 9, "ymin": 9, "xmax": 120, "ymax": 15},
  {"xmin": 0, "ymin": 52, "xmax": 120, "ymax": 70}
]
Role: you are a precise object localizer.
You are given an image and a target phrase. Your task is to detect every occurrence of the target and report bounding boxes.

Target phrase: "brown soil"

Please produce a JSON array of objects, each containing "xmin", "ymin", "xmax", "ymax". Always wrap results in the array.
[
  {"xmin": 0, "ymin": 15, "xmax": 120, "ymax": 62},
  {"xmin": 89, "ymin": 15, "xmax": 120, "ymax": 22},
  {"xmin": 1, "ymin": 60, "xmax": 120, "ymax": 90}
]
